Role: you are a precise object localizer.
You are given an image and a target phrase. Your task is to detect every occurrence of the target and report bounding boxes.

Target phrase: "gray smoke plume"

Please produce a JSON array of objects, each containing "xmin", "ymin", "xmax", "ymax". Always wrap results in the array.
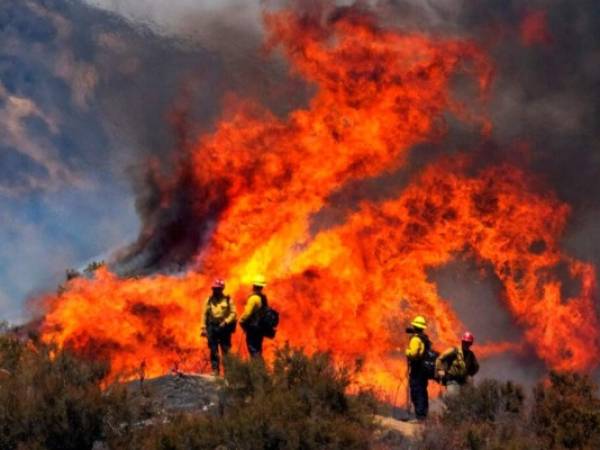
[
  {"xmin": 0, "ymin": 0, "xmax": 314, "ymax": 314},
  {"xmin": 113, "ymin": 0, "xmax": 600, "ymax": 309}
]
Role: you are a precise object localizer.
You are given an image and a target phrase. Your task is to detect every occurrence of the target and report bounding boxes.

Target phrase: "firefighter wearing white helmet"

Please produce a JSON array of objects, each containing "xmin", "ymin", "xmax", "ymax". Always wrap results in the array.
[
  {"xmin": 240, "ymin": 275, "xmax": 270, "ymax": 357},
  {"xmin": 405, "ymin": 315, "xmax": 432, "ymax": 421}
]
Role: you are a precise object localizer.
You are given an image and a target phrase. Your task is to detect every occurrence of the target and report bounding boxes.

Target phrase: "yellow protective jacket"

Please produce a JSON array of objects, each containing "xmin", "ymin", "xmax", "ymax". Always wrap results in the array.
[
  {"xmin": 435, "ymin": 347, "xmax": 479, "ymax": 383},
  {"xmin": 405, "ymin": 334, "xmax": 426, "ymax": 360},
  {"xmin": 239, "ymin": 293, "xmax": 263, "ymax": 325},
  {"xmin": 201, "ymin": 294, "xmax": 236, "ymax": 331}
]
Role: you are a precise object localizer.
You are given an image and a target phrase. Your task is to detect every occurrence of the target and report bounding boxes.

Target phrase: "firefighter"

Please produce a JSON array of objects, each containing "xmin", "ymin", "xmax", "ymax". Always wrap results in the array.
[
  {"xmin": 405, "ymin": 315, "xmax": 431, "ymax": 421},
  {"xmin": 436, "ymin": 331, "xmax": 479, "ymax": 396},
  {"xmin": 200, "ymin": 279, "xmax": 237, "ymax": 375},
  {"xmin": 239, "ymin": 275, "xmax": 268, "ymax": 358}
]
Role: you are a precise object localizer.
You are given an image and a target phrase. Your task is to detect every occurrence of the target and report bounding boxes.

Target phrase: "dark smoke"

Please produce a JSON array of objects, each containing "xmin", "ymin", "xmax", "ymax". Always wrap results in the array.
[
  {"xmin": 115, "ymin": 158, "xmax": 229, "ymax": 276},
  {"xmin": 371, "ymin": 0, "xmax": 600, "ymax": 240},
  {"xmin": 0, "ymin": 0, "xmax": 219, "ymax": 187},
  {"xmin": 429, "ymin": 257, "xmax": 547, "ymax": 389},
  {"xmin": 119, "ymin": 1, "xmax": 600, "ymax": 281},
  {"xmin": 106, "ymin": 5, "xmax": 318, "ymax": 274},
  {"xmin": 0, "ymin": 0, "xmax": 314, "ymax": 277}
]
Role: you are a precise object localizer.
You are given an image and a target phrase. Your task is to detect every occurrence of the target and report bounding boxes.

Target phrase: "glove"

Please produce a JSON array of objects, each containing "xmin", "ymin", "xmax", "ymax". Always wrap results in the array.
[{"xmin": 200, "ymin": 329, "xmax": 207, "ymax": 337}]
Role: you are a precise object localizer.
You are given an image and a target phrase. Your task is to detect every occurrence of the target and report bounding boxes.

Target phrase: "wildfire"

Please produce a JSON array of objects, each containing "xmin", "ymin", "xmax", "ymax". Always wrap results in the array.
[{"xmin": 41, "ymin": 6, "xmax": 599, "ymax": 400}]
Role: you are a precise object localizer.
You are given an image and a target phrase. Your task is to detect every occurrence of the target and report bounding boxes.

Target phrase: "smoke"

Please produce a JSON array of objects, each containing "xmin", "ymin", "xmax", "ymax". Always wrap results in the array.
[
  {"xmin": 429, "ymin": 257, "xmax": 547, "ymax": 388},
  {"xmin": 0, "ymin": 0, "xmax": 191, "ymax": 312},
  {"xmin": 0, "ymin": 83, "xmax": 83, "ymax": 195},
  {"xmin": 82, "ymin": 0, "xmax": 263, "ymax": 38},
  {"xmin": 0, "ymin": 0, "xmax": 310, "ymax": 312},
  {"xmin": 108, "ymin": 0, "xmax": 600, "ymax": 293},
  {"xmin": 0, "ymin": 4, "xmax": 233, "ymax": 321},
  {"xmin": 378, "ymin": 1, "xmax": 600, "ymax": 204},
  {"xmin": 114, "ymin": 161, "xmax": 229, "ymax": 275}
]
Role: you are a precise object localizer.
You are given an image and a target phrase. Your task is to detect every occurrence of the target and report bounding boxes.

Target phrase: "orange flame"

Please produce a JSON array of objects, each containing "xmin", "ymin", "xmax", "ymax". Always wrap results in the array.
[{"xmin": 41, "ymin": 7, "xmax": 599, "ymax": 401}]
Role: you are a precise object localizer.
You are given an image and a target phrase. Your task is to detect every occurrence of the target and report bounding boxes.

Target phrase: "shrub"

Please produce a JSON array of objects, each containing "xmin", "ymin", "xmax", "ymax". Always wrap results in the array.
[
  {"xmin": 0, "ymin": 335, "xmax": 377, "ymax": 450},
  {"xmin": 419, "ymin": 373, "xmax": 600, "ymax": 450},
  {"xmin": 440, "ymin": 379, "xmax": 526, "ymax": 426},
  {"xmin": 131, "ymin": 345, "xmax": 378, "ymax": 450},
  {"xmin": 419, "ymin": 379, "xmax": 536, "ymax": 450},
  {"xmin": 7, "ymin": 325, "xmax": 600, "ymax": 450},
  {"xmin": 531, "ymin": 371, "xmax": 600, "ymax": 449},
  {"xmin": 0, "ymin": 334, "xmax": 132, "ymax": 450}
]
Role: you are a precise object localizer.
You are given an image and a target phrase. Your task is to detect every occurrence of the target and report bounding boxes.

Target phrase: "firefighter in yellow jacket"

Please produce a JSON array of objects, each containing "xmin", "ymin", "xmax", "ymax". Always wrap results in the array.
[
  {"xmin": 405, "ymin": 315, "xmax": 431, "ymax": 420},
  {"xmin": 436, "ymin": 331, "xmax": 479, "ymax": 396},
  {"xmin": 201, "ymin": 279, "xmax": 237, "ymax": 375},
  {"xmin": 239, "ymin": 275, "xmax": 268, "ymax": 358}
]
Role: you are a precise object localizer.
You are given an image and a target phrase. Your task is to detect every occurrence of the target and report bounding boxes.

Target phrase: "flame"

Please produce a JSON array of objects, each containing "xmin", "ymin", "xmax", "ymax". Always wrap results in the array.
[{"xmin": 41, "ymin": 7, "xmax": 599, "ymax": 401}]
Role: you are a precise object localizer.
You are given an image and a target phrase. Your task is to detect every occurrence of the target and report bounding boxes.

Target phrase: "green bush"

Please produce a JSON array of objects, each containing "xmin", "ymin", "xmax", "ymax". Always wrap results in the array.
[
  {"xmin": 0, "ymin": 334, "xmax": 132, "ymax": 450},
  {"xmin": 419, "ymin": 372, "xmax": 600, "ymax": 450},
  {"xmin": 440, "ymin": 379, "xmax": 526, "ymax": 426},
  {"xmin": 131, "ymin": 345, "xmax": 378, "ymax": 450},
  {"xmin": 532, "ymin": 372, "xmax": 600, "ymax": 449},
  {"xmin": 6, "ymin": 324, "xmax": 600, "ymax": 450},
  {"xmin": 419, "ymin": 379, "xmax": 536, "ymax": 450},
  {"xmin": 0, "ymin": 335, "xmax": 377, "ymax": 450}
]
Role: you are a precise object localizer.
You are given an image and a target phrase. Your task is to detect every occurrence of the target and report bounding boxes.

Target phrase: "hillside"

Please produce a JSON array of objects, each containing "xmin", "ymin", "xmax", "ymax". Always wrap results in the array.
[
  {"xmin": 116, "ymin": 373, "xmax": 419, "ymax": 449},
  {"xmin": 2, "ymin": 332, "xmax": 600, "ymax": 449}
]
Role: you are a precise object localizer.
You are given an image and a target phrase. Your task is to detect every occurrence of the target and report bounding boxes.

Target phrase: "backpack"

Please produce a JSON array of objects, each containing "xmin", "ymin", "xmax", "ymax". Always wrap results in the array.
[
  {"xmin": 259, "ymin": 306, "xmax": 279, "ymax": 338},
  {"xmin": 413, "ymin": 333, "xmax": 439, "ymax": 380},
  {"xmin": 255, "ymin": 294, "xmax": 279, "ymax": 339},
  {"xmin": 423, "ymin": 347, "xmax": 440, "ymax": 381}
]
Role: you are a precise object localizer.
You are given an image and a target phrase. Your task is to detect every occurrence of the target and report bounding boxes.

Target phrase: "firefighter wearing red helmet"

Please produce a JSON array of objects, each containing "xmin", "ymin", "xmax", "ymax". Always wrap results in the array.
[
  {"xmin": 435, "ymin": 331, "xmax": 479, "ymax": 396},
  {"xmin": 201, "ymin": 279, "xmax": 237, "ymax": 375}
]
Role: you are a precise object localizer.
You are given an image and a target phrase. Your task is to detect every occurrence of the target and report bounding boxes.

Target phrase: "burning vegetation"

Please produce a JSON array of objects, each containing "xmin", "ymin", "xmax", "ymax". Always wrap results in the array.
[{"xmin": 39, "ymin": 4, "xmax": 600, "ymax": 405}]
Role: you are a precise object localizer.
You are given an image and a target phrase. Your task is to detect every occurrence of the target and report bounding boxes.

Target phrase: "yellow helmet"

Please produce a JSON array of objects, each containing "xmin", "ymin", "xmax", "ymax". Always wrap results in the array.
[
  {"xmin": 253, "ymin": 275, "xmax": 267, "ymax": 287},
  {"xmin": 411, "ymin": 315, "xmax": 427, "ymax": 329}
]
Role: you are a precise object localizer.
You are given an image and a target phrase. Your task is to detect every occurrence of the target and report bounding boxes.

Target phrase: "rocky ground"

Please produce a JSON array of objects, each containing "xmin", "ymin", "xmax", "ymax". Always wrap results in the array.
[
  {"xmin": 93, "ymin": 372, "xmax": 421, "ymax": 449},
  {"xmin": 126, "ymin": 372, "xmax": 223, "ymax": 417}
]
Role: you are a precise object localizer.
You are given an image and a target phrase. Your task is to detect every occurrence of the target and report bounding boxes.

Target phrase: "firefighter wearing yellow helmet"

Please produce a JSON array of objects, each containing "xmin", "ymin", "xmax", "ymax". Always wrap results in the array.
[
  {"xmin": 411, "ymin": 316, "xmax": 427, "ymax": 329},
  {"xmin": 239, "ymin": 275, "xmax": 270, "ymax": 357},
  {"xmin": 405, "ymin": 315, "xmax": 432, "ymax": 421}
]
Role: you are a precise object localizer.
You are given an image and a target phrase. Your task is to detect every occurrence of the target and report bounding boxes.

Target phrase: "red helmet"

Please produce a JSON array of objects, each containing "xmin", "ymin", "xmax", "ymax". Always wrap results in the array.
[
  {"xmin": 212, "ymin": 279, "xmax": 225, "ymax": 289},
  {"xmin": 462, "ymin": 331, "xmax": 475, "ymax": 344}
]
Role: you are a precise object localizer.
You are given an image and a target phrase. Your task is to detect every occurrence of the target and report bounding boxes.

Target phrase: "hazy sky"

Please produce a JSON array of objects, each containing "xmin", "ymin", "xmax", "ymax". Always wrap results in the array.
[
  {"xmin": 0, "ymin": 0, "xmax": 285, "ymax": 321},
  {"xmin": 0, "ymin": 0, "xmax": 221, "ymax": 321}
]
